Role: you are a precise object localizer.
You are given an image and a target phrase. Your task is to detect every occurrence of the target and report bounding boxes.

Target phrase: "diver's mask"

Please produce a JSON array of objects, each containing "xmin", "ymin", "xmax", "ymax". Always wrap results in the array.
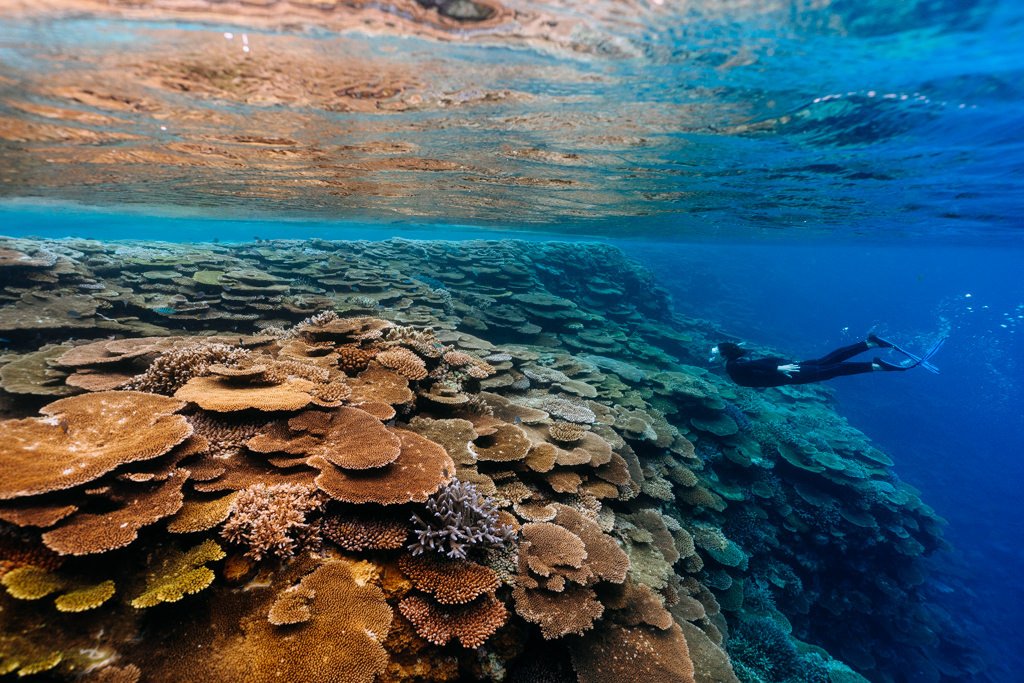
[{"xmin": 708, "ymin": 346, "xmax": 720, "ymax": 363}]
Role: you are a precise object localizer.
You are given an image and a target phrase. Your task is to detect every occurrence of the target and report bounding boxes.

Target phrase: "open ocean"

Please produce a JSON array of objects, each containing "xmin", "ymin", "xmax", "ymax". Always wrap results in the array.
[{"xmin": 1, "ymin": 1, "xmax": 1021, "ymax": 682}]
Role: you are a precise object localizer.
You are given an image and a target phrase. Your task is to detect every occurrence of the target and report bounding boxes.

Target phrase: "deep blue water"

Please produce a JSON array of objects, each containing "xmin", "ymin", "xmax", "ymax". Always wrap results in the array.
[{"xmin": 626, "ymin": 242, "xmax": 1024, "ymax": 682}]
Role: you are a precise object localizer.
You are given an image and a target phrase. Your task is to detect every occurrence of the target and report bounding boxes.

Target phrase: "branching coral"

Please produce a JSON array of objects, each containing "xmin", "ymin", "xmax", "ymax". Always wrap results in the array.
[
  {"xmin": 409, "ymin": 479, "xmax": 516, "ymax": 559},
  {"xmin": 124, "ymin": 343, "xmax": 250, "ymax": 395},
  {"xmin": 220, "ymin": 483, "xmax": 323, "ymax": 561}
]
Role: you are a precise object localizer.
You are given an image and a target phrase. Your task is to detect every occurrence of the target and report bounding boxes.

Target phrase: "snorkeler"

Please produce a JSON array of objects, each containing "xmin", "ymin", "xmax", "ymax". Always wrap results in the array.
[{"xmin": 710, "ymin": 334, "xmax": 946, "ymax": 388}]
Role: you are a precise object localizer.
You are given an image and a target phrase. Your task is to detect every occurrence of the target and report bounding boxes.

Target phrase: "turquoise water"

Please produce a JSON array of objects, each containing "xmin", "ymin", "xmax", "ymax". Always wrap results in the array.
[{"xmin": 2, "ymin": 0, "xmax": 1023, "ymax": 681}]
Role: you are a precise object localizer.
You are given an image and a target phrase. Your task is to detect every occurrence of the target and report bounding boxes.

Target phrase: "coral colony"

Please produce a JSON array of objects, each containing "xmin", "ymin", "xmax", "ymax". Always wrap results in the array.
[
  {"xmin": 0, "ymin": 236, "xmax": 956, "ymax": 682},
  {"xmin": 409, "ymin": 479, "xmax": 516, "ymax": 559}
]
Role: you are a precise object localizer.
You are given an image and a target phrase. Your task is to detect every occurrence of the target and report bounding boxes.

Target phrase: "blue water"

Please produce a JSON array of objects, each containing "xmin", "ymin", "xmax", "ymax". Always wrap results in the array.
[
  {"xmin": 2, "ymin": 0, "xmax": 1024, "ymax": 680},
  {"xmin": 626, "ymin": 242, "xmax": 1024, "ymax": 681}
]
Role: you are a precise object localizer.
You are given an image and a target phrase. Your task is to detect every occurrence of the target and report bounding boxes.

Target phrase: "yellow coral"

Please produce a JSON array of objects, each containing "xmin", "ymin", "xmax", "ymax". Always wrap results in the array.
[
  {"xmin": 16, "ymin": 651, "xmax": 64, "ymax": 676},
  {"xmin": 55, "ymin": 580, "xmax": 116, "ymax": 612},
  {"xmin": 131, "ymin": 539, "xmax": 225, "ymax": 608},
  {"xmin": 1, "ymin": 564, "xmax": 67, "ymax": 600}
]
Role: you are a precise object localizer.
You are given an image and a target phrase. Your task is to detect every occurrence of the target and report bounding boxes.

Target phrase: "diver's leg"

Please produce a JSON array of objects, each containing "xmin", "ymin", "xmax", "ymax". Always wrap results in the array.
[
  {"xmin": 790, "ymin": 361, "xmax": 876, "ymax": 384},
  {"xmin": 808, "ymin": 341, "xmax": 870, "ymax": 365}
]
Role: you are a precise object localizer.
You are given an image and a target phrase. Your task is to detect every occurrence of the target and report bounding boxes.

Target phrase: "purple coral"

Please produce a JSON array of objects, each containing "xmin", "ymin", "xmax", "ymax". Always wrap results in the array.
[{"xmin": 409, "ymin": 479, "xmax": 515, "ymax": 559}]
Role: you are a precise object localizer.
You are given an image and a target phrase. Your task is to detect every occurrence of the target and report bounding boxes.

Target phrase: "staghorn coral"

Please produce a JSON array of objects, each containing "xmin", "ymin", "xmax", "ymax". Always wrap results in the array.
[
  {"xmin": 124, "ymin": 343, "xmax": 250, "ymax": 394},
  {"xmin": 409, "ymin": 479, "xmax": 516, "ymax": 559},
  {"xmin": 220, "ymin": 483, "xmax": 323, "ymax": 561}
]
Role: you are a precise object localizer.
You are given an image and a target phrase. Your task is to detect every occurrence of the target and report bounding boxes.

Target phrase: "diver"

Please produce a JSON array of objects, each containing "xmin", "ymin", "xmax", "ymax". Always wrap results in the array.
[{"xmin": 710, "ymin": 334, "xmax": 946, "ymax": 388}]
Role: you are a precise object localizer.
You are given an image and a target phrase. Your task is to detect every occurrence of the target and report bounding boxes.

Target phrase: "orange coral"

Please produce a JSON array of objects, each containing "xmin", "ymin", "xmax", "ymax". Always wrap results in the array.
[
  {"xmin": 376, "ymin": 347, "xmax": 428, "ymax": 381},
  {"xmin": 301, "ymin": 316, "xmax": 394, "ymax": 342},
  {"xmin": 398, "ymin": 554, "xmax": 500, "ymax": 604},
  {"xmin": 549, "ymin": 422, "xmax": 586, "ymax": 443},
  {"xmin": 41, "ymin": 471, "xmax": 187, "ymax": 555},
  {"xmin": 174, "ymin": 376, "xmax": 314, "ymax": 412},
  {"xmin": 0, "ymin": 391, "xmax": 191, "ymax": 500},
  {"xmin": 398, "ymin": 593, "xmax": 507, "ymax": 648},
  {"xmin": 344, "ymin": 363, "xmax": 414, "ymax": 405},
  {"xmin": 0, "ymin": 534, "xmax": 63, "ymax": 578},
  {"xmin": 244, "ymin": 560, "xmax": 393, "ymax": 683},
  {"xmin": 312, "ymin": 427, "xmax": 454, "ymax": 505},
  {"xmin": 268, "ymin": 582, "xmax": 316, "ymax": 625},
  {"xmin": 290, "ymin": 407, "xmax": 402, "ymax": 469},
  {"xmin": 521, "ymin": 522, "xmax": 588, "ymax": 578},
  {"xmin": 334, "ymin": 344, "xmax": 379, "ymax": 374},
  {"xmin": 220, "ymin": 483, "xmax": 322, "ymax": 561},
  {"xmin": 551, "ymin": 504, "xmax": 629, "ymax": 585},
  {"xmin": 470, "ymin": 423, "xmax": 531, "ymax": 462},
  {"xmin": 511, "ymin": 576, "xmax": 604, "ymax": 639},
  {"xmin": 570, "ymin": 622, "xmax": 695, "ymax": 683},
  {"xmin": 322, "ymin": 513, "xmax": 410, "ymax": 551},
  {"xmin": 0, "ymin": 499, "xmax": 78, "ymax": 528}
]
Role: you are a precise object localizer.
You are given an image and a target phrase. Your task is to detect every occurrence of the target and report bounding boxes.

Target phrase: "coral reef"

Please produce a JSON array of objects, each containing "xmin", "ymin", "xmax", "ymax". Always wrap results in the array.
[{"xmin": 0, "ymin": 235, "xmax": 970, "ymax": 683}]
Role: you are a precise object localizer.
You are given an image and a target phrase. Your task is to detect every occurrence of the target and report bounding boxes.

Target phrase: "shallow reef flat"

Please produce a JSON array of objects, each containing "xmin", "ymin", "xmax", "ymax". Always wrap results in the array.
[{"xmin": 0, "ymin": 236, "xmax": 972, "ymax": 682}]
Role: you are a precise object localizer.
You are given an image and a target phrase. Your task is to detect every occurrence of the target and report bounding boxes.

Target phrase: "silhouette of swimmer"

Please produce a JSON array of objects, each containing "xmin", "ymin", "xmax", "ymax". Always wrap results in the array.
[{"xmin": 711, "ymin": 334, "xmax": 946, "ymax": 388}]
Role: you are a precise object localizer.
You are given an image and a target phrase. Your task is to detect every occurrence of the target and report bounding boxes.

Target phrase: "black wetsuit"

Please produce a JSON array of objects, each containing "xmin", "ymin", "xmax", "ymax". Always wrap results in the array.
[{"xmin": 726, "ymin": 341, "xmax": 875, "ymax": 387}]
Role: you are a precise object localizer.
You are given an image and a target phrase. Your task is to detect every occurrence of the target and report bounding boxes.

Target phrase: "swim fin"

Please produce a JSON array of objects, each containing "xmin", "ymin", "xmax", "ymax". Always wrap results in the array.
[{"xmin": 889, "ymin": 336, "xmax": 947, "ymax": 374}]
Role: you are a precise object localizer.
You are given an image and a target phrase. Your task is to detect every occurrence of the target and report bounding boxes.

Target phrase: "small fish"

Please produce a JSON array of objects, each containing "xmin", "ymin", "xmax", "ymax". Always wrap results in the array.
[
  {"xmin": 58, "ymin": 419, "xmax": 70, "ymax": 436},
  {"xmin": 67, "ymin": 311, "xmax": 81, "ymax": 318},
  {"xmin": 514, "ymin": 416, "xmax": 522, "ymax": 425}
]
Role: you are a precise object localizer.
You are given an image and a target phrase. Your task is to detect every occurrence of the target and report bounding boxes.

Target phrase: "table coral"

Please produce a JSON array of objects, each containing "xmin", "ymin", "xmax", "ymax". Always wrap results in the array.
[
  {"xmin": 41, "ymin": 471, "xmax": 187, "ymax": 555},
  {"xmin": 242, "ymin": 561, "xmax": 393, "ymax": 683},
  {"xmin": 570, "ymin": 622, "xmax": 696, "ymax": 683},
  {"xmin": 399, "ymin": 593, "xmax": 508, "ymax": 648},
  {"xmin": 249, "ymin": 406, "xmax": 402, "ymax": 469},
  {"xmin": 174, "ymin": 375, "xmax": 314, "ymax": 412},
  {"xmin": 130, "ymin": 539, "xmax": 225, "ymax": 608},
  {"xmin": 398, "ymin": 553, "xmax": 500, "ymax": 604},
  {"xmin": 0, "ymin": 391, "xmax": 191, "ymax": 500},
  {"xmin": 312, "ymin": 427, "xmax": 454, "ymax": 504}
]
